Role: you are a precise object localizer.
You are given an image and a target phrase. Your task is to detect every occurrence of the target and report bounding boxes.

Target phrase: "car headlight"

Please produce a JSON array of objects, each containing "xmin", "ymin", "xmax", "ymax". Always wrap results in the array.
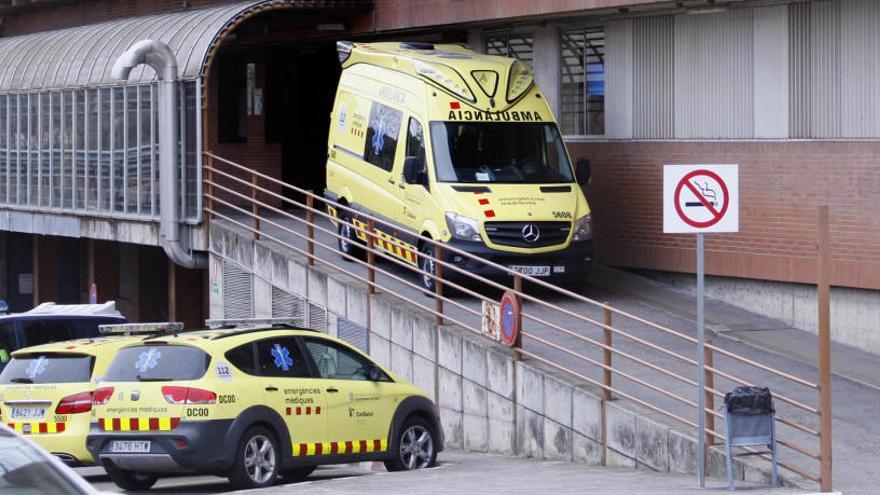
[
  {"xmin": 445, "ymin": 212, "xmax": 482, "ymax": 242},
  {"xmin": 573, "ymin": 214, "xmax": 592, "ymax": 241}
]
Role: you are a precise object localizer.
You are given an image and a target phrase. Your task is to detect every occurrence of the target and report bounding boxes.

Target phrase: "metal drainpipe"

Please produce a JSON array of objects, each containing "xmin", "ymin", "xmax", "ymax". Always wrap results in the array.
[{"xmin": 112, "ymin": 40, "xmax": 207, "ymax": 270}]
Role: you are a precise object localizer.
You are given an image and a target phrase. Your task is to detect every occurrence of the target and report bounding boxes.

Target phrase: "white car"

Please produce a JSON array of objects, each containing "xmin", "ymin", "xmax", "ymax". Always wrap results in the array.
[{"xmin": 0, "ymin": 424, "xmax": 98, "ymax": 494}]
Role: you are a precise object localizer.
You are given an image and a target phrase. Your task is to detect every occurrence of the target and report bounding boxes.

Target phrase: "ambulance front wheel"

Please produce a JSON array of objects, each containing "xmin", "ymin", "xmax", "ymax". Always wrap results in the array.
[
  {"xmin": 337, "ymin": 211, "xmax": 365, "ymax": 261},
  {"xmin": 419, "ymin": 244, "xmax": 438, "ymax": 294}
]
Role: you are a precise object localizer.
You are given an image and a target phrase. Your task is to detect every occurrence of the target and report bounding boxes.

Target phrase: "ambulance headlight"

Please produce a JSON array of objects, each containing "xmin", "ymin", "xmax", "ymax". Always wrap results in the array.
[
  {"xmin": 445, "ymin": 212, "xmax": 481, "ymax": 242},
  {"xmin": 573, "ymin": 214, "xmax": 593, "ymax": 241}
]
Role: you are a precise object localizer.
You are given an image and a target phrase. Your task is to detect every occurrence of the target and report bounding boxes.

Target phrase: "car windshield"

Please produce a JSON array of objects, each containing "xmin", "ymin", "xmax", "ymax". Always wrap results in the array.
[
  {"xmin": 103, "ymin": 345, "xmax": 209, "ymax": 382},
  {"xmin": 0, "ymin": 354, "xmax": 93, "ymax": 385},
  {"xmin": 430, "ymin": 122, "xmax": 574, "ymax": 184},
  {"xmin": 0, "ymin": 429, "xmax": 86, "ymax": 494}
]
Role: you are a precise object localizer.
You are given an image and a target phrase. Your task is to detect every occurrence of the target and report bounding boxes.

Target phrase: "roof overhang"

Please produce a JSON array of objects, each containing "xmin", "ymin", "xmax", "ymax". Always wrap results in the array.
[{"xmin": 0, "ymin": 0, "xmax": 371, "ymax": 92}]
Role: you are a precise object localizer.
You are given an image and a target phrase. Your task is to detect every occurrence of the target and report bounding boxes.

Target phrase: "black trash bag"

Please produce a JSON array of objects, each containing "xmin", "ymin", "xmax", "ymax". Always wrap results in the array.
[{"xmin": 724, "ymin": 386, "xmax": 774, "ymax": 415}]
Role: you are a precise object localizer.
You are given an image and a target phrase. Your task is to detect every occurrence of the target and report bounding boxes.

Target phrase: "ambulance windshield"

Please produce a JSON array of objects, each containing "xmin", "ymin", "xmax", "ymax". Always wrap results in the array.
[{"xmin": 430, "ymin": 122, "xmax": 574, "ymax": 184}]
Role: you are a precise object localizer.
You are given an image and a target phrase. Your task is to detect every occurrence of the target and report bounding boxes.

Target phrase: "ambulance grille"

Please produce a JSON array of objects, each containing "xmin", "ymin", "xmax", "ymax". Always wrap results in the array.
[{"xmin": 484, "ymin": 221, "xmax": 571, "ymax": 248}]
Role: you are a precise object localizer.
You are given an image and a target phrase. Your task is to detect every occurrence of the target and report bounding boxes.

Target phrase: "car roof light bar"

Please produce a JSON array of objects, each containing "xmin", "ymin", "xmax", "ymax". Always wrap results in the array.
[
  {"xmin": 99, "ymin": 322, "xmax": 184, "ymax": 336},
  {"xmin": 205, "ymin": 318, "xmax": 299, "ymax": 329}
]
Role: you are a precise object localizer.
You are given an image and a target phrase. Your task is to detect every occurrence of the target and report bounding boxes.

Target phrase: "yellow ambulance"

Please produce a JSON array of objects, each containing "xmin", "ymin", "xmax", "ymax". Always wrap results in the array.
[
  {"xmin": 86, "ymin": 321, "xmax": 441, "ymax": 491},
  {"xmin": 0, "ymin": 335, "xmax": 139, "ymax": 466},
  {"xmin": 325, "ymin": 41, "xmax": 593, "ymax": 292}
]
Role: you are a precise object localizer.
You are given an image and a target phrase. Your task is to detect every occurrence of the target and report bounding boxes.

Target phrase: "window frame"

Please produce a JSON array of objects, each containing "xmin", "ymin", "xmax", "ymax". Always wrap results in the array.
[
  {"xmin": 558, "ymin": 24, "xmax": 606, "ymax": 140},
  {"xmin": 484, "ymin": 31, "xmax": 536, "ymax": 68},
  {"xmin": 299, "ymin": 336, "xmax": 391, "ymax": 383},
  {"xmin": 253, "ymin": 337, "xmax": 312, "ymax": 379},
  {"xmin": 363, "ymin": 101, "xmax": 404, "ymax": 173}
]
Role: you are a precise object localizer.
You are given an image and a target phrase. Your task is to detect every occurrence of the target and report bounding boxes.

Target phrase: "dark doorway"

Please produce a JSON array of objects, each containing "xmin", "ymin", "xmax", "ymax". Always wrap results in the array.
[{"xmin": 266, "ymin": 43, "xmax": 340, "ymax": 203}]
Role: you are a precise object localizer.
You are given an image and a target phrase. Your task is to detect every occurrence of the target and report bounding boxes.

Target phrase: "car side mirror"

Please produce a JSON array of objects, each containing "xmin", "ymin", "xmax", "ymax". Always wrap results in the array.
[
  {"xmin": 368, "ymin": 364, "xmax": 384, "ymax": 382},
  {"xmin": 576, "ymin": 158, "xmax": 591, "ymax": 186},
  {"xmin": 403, "ymin": 156, "xmax": 425, "ymax": 185}
]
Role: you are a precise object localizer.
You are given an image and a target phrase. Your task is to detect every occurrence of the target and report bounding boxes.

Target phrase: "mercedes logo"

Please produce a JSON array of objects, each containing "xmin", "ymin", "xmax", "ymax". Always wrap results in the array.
[{"xmin": 521, "ymin": 224, "xmax": 541, "ymax": 243}]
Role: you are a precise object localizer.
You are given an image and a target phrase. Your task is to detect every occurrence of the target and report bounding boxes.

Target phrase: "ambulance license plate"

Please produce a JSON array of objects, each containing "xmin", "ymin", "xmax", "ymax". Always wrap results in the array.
[
  {"xmin": 111, "ymin": 441, "xmax": 151, "ymax": 453},
  {"xmin": 10, "ymin": 407, "xmax": 45, "ymax": 419},
  {"xmin": 508, "ymin": 265, "xmax": 551, "ymax": 277}
]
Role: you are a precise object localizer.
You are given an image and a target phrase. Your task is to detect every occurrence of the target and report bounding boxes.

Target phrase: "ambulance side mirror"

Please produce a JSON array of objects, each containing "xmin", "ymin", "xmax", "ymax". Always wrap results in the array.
[
  {"xmin": 366, "ymin": 364, "xmax": 384, "ymax": 382},
  {"xmin": 403, "ymin": 156, "xmax": 426, "ymax": 186},
  {"xmin": 576, "ymin": 158, "xmax": 591, "ymax": 186}
]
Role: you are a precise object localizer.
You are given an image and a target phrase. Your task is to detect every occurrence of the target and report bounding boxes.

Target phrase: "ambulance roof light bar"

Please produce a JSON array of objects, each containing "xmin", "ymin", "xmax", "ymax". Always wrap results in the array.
[
  {"xmin": 99, "ymin": 322, "xmax": 185, "ymax": 336},
  {"xmin": 205, "ymin": 318, "xmax": 301, "ymax": 330}
]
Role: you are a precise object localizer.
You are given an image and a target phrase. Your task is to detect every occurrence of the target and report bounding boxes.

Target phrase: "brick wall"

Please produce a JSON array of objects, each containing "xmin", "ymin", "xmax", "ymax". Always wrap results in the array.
[{"xmin": 568, "ymin": 140, "xmax": 880, "ymax": 290}]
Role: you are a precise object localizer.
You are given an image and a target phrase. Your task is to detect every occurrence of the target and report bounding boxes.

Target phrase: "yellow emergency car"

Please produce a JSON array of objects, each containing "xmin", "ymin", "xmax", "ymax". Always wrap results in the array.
[
  {"xmin": 0, "ymin": 335, "xmax": 141, "ymax": 466},
  {"xmin": 86, "ymin": 320, "xmax": 442, "ymax": 491},
  {"xmin": 325, "ymin": 41, "xmax": 593, "ymax": 292}
]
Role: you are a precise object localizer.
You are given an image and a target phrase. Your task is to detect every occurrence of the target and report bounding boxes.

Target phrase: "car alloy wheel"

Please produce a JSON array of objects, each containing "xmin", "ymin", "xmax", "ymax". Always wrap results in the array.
[
  {"xmin": 399, "ymin": 424, "xmax": 434, "ymax": 470},
  {"xmin": 244, "ymin": 434, "xmax": 276, "ymax": 485}
]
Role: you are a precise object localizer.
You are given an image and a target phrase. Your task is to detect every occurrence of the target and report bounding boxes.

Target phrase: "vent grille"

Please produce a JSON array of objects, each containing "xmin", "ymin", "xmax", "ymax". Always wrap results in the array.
[
  {"xmin": 223, "ymin": 262, "xmax": 253, "ymax": 319},
  {"xmin": 337, "ymin": 316, "xmax": 368, "ymax": 353},
  {"xmin": 308, "ymin": 302, "xmax": 328, "ymax": 332},
  {"xmin": 271, "ymin": 287, "xmax": 307, "ymax": 327}
]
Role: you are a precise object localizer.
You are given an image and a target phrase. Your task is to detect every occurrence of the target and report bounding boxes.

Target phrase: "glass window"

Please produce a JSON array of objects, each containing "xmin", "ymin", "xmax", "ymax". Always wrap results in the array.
[
  {"xmin": 430, "ymin": 122, "xmax": 573, "ymax": 184},
  {"xmin": 0, "ymin": 429, "xmax": 85, "ymax": 495},
  {"xmin": 485, "ymin": 33, "xmax": 534, "ymax": 68},
  {"xmin": 363, "ymin": 102, "xmax": 402, "ymax": 172},
  {"xmin": 19, "ymin": 320, "xmax": 74, "ymax": 347},
  {"xmin": 225, "ymin": 343, "xmax": 256, "ymax": 375},
  {"xmin": 104, "ymin": 345, "xmax": 209, "ymax": 382},
  {"xmin": 255, "ymin": 338, "xmax": 309, "ymax": 378},
  {"xmin": 405, "ymin": 117, "xmax": 426, "ymax": 164},
  {"xmin": 0, "ymin": 353, "xmax": 94, "ymax": 384},
  {"xmin": 303, "ymin": 337, "xmax": 387, "ymax": 381},
  {"xmin": 0, "ymin": 324, "xmax": 16, "ymax": 370},
  {"xmin": 560, "ymin": 28, "xmax": 605, "ymax": 136}
]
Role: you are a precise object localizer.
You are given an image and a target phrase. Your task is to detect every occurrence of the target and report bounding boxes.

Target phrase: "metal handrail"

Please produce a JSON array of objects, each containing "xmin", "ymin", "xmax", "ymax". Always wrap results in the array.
[{"xmin": 203, "ymin": 151, "xmax": 829, "ymax": 488}]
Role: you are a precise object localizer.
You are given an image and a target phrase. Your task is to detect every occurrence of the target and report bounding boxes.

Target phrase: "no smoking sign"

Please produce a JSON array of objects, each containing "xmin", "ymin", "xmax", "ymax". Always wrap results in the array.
[{"xmin": 663, "ymin": 165, "xmax": 739, "ymax": 234}]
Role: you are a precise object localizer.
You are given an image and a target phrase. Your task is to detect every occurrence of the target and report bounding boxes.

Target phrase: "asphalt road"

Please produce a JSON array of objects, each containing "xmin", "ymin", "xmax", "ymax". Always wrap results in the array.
[
  {"xmin": 210, "ymin": 209, "xmax": 879, "ymax": 494},
  {"xmin": 81, "ymin": 451, "xmax": 805, "ymax": 494}
]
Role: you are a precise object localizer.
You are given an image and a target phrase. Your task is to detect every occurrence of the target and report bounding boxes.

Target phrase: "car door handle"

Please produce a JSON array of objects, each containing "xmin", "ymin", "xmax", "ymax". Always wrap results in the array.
[
  {"xmin": 265, "ymin": 386, "xmax": 279, "ymax": 392},
  {"xmin": 387, "ymin": 178, "xmax": 396, "ymax": 185},
  {"xmin": 326, "ymin": 387, "xmax": 339, "ymax": 393}
]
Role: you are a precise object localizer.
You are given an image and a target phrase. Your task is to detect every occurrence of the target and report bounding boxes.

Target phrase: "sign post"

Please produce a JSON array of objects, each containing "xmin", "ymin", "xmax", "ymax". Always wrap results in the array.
[{"xmin": 663, "ymin": 164, "xmax": 739, "ymax": 487}]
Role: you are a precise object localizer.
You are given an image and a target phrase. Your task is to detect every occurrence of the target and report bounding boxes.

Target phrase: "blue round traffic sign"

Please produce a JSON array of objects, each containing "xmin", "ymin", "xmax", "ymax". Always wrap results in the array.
[{"xmin": 499, "ymin": 291, "xmax": 521, "ymax": 347}]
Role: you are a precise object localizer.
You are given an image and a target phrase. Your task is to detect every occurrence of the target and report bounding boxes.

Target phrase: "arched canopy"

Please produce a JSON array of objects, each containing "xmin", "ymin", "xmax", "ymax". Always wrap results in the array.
[{"xmin": 0, "ymin": 0, "xmax": 369, "ymax": 92}]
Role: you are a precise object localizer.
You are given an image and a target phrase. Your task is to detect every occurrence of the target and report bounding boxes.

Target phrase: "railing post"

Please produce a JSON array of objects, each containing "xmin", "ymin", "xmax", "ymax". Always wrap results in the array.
[
  {"xmin": 306, "ymin": 191, "xmax": 314, "ymax": 266},
  {"xmin": 601, "ymin": 303, "xmax": 612, "ymax": 467},
  {"xmin": 203, "ymin": 153, "xmax": 213, "ymax": 247},
  {"xmin": 602, "ymin": 305, "xmax": 613, "ymax": 401},
  {"xmin": 367, "ymin": 218, "xmax": 375, "ymax": 293},
  {"xmin": 817, "ymin": 206, "xmax": 833, "ymax": 492},
  {"xmin": 704, "ymin": 337, "xmax": 715, "ymax": 473},
  {"xmin": 433, "ymin": 243, "xmax": 444, "ymax": 413},
  {"xmin": 251, "ymin": 173, "xmax": 260, "ymax": 241},
  {"xmin": 434, "ymin": 244, "xmax": 444, "ymax": 327}
]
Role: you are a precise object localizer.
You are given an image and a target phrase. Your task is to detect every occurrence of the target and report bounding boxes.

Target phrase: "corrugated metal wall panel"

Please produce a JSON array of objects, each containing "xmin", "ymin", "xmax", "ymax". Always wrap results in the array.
[
  {"xmin": 633, "ymin": 15, "xmax": 674, "ymax": 139},
  {"xmin": 222, "ymin": 261, "xmax": 253, "ymax": 319},
  {"xmin": 605, "ymin": 19, "xmax": 633, "ymax": 139},
  {"xmin": 840, "ymin": 0, "xmax": 880, "ymax": 138},
  {"xmin": 810, "ymin": 0, "xmax": 840, "ymax": 138},
  {"xmin": 789, "ymin": 2, "xmax": 812, "ymax": 138},
  {"xmin": 674, "ymin": 9, "xmax": 754, "ymax": 139}
]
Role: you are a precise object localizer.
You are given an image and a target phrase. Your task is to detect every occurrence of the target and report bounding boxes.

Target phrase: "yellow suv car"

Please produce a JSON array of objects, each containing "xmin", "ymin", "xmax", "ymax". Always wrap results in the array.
[
  {"xmin": 87, "ymin": 322, "xmax": 442, "ymax": 491},
  {"xmin": 0, "ymin": 335, "xmax": 140, "ymax": 465}
]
